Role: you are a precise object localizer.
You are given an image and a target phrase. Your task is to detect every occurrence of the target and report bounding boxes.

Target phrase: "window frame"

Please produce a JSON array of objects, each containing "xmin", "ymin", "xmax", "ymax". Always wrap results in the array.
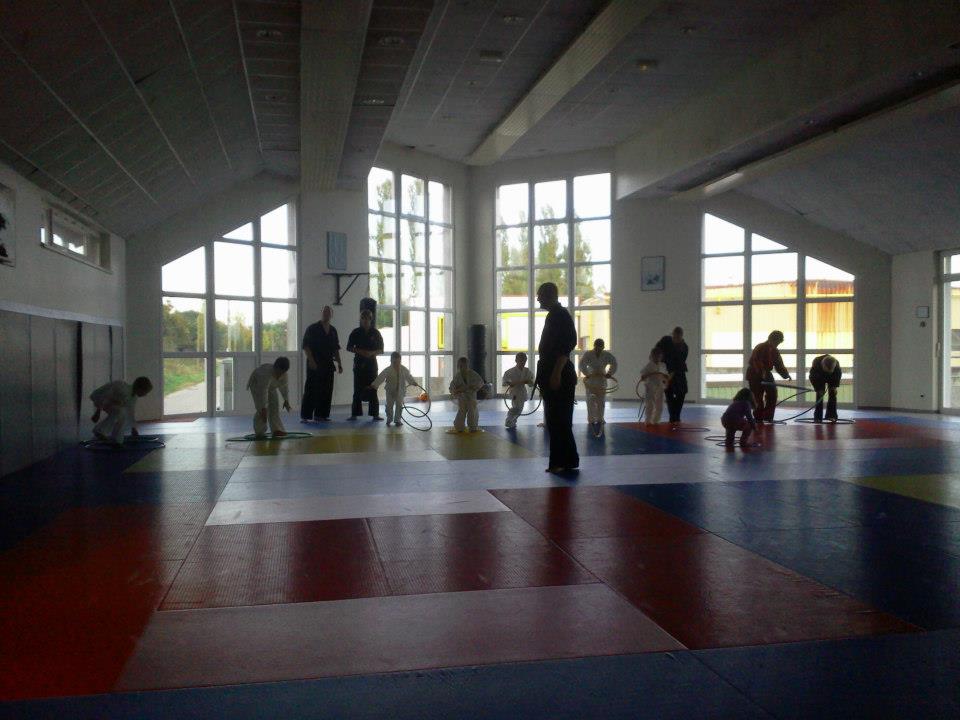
[
  {"xmin": 700, "ymin": 213, "xmax": 855, "ymax": 405},
  {"xmin": 39, "ymin": 203, "xmax": 111, "ymax": 272},
  {"xmin": 368, "ymin": 168, "xmax": 454, "ymax": 395},
  {"xmin": 494, "ymin": 173, "xmax": 613, "ymax": 386},
  {"xmin": 161, "ymin": 198, "xmax": 301, "ymax": 417}
]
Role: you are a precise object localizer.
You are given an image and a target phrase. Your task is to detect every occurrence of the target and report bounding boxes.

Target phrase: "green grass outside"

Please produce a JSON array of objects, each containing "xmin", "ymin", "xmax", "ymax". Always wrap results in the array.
[{"xmin": 163, "ymin": 358, "xmax": 205, "ymax": 395}]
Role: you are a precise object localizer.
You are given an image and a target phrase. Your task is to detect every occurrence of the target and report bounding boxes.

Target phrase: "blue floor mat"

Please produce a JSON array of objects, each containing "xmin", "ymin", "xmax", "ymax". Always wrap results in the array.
[{"xmin": 695, "ymin": 628, "xmax": 960, "ymax": 720}]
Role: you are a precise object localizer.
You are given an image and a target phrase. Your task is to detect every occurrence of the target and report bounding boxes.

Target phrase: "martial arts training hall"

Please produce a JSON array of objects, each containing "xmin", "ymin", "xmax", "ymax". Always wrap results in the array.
[{"xmin": 1, "ymin": 1, "xmax": 959, "ymax": 717}]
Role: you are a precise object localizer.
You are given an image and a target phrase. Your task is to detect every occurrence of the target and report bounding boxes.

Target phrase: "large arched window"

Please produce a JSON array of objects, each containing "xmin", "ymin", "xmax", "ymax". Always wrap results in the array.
[
  {"xmin": 367, "ymin": 168, "xmax": 454, "ymax": 395},
  {"xmin": 161, "ymin": 202, "xmax": 298, "ymax": 416},
  {"xmin": 701, "ymin": 213, "xmax": 855, "ymax": 403}
]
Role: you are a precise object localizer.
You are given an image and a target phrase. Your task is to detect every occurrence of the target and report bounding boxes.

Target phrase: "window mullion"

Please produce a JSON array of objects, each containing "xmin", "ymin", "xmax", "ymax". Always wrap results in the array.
[{"xmin": 205, "ymin": 239, "xmax": 216, "ymax": 416}]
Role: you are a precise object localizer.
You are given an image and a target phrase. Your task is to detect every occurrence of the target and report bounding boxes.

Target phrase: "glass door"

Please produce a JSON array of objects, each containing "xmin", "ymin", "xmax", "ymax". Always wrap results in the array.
[{"xmin": 940, "ymin": 252, "xmax": 960, "ymax": 412}]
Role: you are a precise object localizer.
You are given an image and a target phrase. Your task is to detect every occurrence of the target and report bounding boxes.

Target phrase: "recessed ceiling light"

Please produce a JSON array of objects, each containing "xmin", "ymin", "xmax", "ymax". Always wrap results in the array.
[
  {"xmin": 502, "ymin": 14, "xmax": 524, "ymax": 25},
  {"xmin": 911, "ymin": 70, "xmax": 926, "ymax": 80},
  {"xmin": 359, "ymin": 97, "xmax": 386, "ymax": 106},
  {"xmin": 682, "ymin": 26, "xmax": 697, "ymax": 35},
  {"xmin": 804, "ymin": 118, "xmax": 819, "ymax": 126},
  {"xmin": 635, "ymin": 59, "xmax": 658, "ymax": 71},
  {"xmin": 378, "ymin": 35, "xmax": 404, "ymax": 47},
  {"xmin": 256, "ymin": 29, "xmax": 283, "ymax": 40},
  {"xmin": 479, "ymin": 50, "xmax": 505, "ymax": 64}
]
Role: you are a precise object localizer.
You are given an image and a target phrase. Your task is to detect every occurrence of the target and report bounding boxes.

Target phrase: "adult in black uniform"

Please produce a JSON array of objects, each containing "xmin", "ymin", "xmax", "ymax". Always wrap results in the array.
[
  {"xmin": 301, "ymin": 305, "xmax": 342, "ymax": 422},
  {"xmin": 535, "ymin": 282, "xmax": 579, "ymax": 473},
  {"xmin": 346, "ymin": 309, "xmax": 384, "ymax": 420},
  {"xmin": 655, "ymin": 326, "xmax": 689, "ymax": 424},
  {"xmin": 809, "ymin": 354, "xmax": 842, "ymax": 422}
]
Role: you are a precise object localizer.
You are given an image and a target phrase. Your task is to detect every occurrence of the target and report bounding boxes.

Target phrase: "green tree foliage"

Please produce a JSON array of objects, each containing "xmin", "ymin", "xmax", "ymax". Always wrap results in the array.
[
  {"xmin": 162, "ymin": 302, "xmax": 205, "ymax": 352},
  {"xmin": 497, "ymin": 206, "xmax": 596, "ymax": 300},
  {"xmin": 370, "ymin": 177, "xmax": 393, "ymax": 306}
]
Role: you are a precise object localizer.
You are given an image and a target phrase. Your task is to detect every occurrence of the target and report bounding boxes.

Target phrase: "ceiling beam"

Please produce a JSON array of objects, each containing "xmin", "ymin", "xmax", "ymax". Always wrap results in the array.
[
  {"xmin": 300, "ymin": 0, "xmax": 373, "ymax": 191},
  {"xmin": 233, "ymin": 0, "xmax": 264, "ymax": 158},
  {"xmin": 167, "ymin": 0, "xmax": 233, "ymax": 171},
  {"xmin": 0, "ymin": 31, "xmax": 160, "ymax": 206},
  {"xmin": 465, "ymin": 0, "xmax": 665, "ymax": 166},
  {"xmin": 674, "ymin": 79, "xmax": 960, "ymax": 201},
  {"xmin": 80, "ymin": 0, "xmax": 198, "ymax": 188},
  {"xmin": 615, "ymin": 0, "xmax": 960, "ymax": 200}
]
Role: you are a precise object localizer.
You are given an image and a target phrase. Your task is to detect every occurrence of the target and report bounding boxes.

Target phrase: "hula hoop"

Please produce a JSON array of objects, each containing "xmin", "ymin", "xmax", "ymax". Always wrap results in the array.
[
  {"xmin": 704, "ymin": 434, "xmax": 761, "ymax": 447},
  {"xmin": 635, "ymin": 379, "xmax": 646, "ymax": 421},
  {"xmin": 82, "ymin": 437, "xmax": 166, "ymax": 451},
  {"xmin": 226, "ymin": 432, "xmax": 314, "ymax": 442},
  {"xmin": 672, "ymin": 426, "xmax": 711, "ymax": 432},
  {"xmin": 401, "ymin": 387, "xmax": 433, "ymax": 431},
  {"xmin": 604, "ymin": 380, "xmax": 620, "ymax": 395},
  {"xmin": 503, "ymin": 385, "xmax": 542, "ymax": 417},
  {"xmin": 795, "ymin": 417, "xmax": 855, "ymax": 425}
]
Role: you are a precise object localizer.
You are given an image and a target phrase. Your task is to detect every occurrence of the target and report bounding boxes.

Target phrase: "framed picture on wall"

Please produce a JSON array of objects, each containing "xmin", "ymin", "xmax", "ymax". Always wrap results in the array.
[
  {"xmin": 641, "ymin": 255, "xmax": 664, "ymax": 291},
  {"xmin": 327, "ymin": 231, "xmax": 347, "ymax": 271},
  {"xmin": 0, "ymin": 182, "xmax": 14, "ymax": 267}
]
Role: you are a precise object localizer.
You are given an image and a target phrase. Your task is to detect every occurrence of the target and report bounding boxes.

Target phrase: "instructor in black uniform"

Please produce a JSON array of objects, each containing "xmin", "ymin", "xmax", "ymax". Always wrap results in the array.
[
  {"xmin": 301, "ymin": 305, "xmax": 342, "ymax": 422},
  {"xmin": 536, "ymin": 282, "xmax": 579, "ymax": 473},
  {"xmin": 656, "ymin": 326, "xmax": 689, "ymax": 424},
  {"xmin": 346, "ymin": 309, "xmax": 384, "ymax": 421}
]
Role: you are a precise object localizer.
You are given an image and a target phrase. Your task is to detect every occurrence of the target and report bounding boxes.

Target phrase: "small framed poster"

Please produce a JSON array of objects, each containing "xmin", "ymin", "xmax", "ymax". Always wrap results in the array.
[
  {"xmin": 326, "ymin": 231, "xmax": 347, "ymax": 271},
  {"xmin": 916, "ymin": 306, "xmax": 930, "ymax": 319},
  {"xmin": 0, "ymin": 182, "xmax": 15, "ymax": 267},
  {"xmin": 641, "ymin": 255, "xmax": 664, "ymax": 291}
]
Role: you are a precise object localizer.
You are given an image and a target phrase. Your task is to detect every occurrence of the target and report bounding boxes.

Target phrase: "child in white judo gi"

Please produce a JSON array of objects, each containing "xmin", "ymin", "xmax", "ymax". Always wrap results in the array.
[
  {"xmin": 247, "ymin": 357, "xmax": 291, "ymax": 438},
  {"xmin": 90, "ymin": 376, "xmax": 153, "ymax": 445},
  {"xmin": 370, "ymin": 352, "xmax": 419, "ymax": 427},
  {"xmin": 640, "ymin": 347, "xmax": 669, "ymax": 426},
  {"xmin": 502, "ymin": 352, "xmax": 535, "ymax": 429},
  {"xmin": 579, "ymin": 338, "xmax": 618, "ymax": 430},
  {"xmin": 449, "ymin": 356, "xmax": 484, "ymax": 433}
]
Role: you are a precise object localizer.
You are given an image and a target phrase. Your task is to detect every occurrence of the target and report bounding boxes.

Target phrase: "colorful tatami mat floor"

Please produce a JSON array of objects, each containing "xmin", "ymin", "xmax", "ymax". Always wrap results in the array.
[{"xmin": 3, "ymin": 402, "xmax": 960, "ymax": 718}]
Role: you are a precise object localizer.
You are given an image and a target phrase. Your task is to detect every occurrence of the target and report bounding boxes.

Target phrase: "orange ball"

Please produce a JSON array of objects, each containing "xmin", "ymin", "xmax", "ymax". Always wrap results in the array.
[{"xmin": 419, "ymin": 392, "xmax": 430, "ymax": 402}]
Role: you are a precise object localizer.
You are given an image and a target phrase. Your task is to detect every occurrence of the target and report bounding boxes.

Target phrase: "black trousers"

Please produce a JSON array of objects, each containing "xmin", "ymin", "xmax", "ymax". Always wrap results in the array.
[
  {"xmin": 541, "ymin": 373, "xmax": 579, "ymax": 470},
  {"xmin": 301, "ymin": 366, "xmax": 334, "ymax": 420},
  {"xmin": 666, "ymin": 372, "xmax": 687, "ymax": 422},
  {"xmin": 352, "ymin": 360, "xmax": 379, "ymax": 417},
  {"xmin": 811, "ymin": 380, "xmax": 838, "ymax": 421}
]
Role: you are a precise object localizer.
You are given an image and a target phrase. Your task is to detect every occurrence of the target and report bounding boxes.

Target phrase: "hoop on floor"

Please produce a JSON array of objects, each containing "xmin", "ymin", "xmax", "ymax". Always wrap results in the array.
[
  {"xmin": 226, "ymin": 431, "xmax": 314, "ymax": 442},
  {"xmin": 635, "ymin": 379, "xmax": 646, "ymax": 422},
  {"xmin": 401, "ymin": 387, "xmax": 433, "ymax": 431},
  {"xmin": 502, "ymin": 385, "xmax": 542, "ymax": 417},
  {"xmin": 671, "ymin": 426, "xmax": 711, "ymax": 432},
  {"xmin": 81, "ymin": 437, "xmax": 166, "ymax": 451},
  {"xmin": 795, "ymin": 417, "xmax": 855, "ymax": 425}
]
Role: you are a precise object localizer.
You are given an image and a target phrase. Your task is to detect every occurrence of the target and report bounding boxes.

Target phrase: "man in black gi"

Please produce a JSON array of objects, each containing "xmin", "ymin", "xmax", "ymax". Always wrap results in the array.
[
  {"xmin": 301, "ymin": 305, "xmax": 342, "ymax": 422},
  {"xmin": 346, "ymin": 309, "xmax": 384, "ymax": 421},
  {"xmin": 655, "ymin": 326, "xmax": 689, "ymax": 424},
  {"xmin": 535, "ymin": 282, "xmax": 579, "ymax": 473},
  {"xmin": 809, "ymin": 354, "xmax": 842, "ymax": 423}
]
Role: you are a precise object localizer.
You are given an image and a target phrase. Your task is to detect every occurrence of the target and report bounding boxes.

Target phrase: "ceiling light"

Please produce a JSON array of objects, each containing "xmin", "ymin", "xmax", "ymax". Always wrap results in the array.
[
  {"xmin": 682, "ymin": 26, "xmax": 697, "ymax": 35},
  {"xmin": 358, "ymin": 97, "xmax": 386, "ymax": 106},
  {"xmin": 256, "ymin": 29, "xmax": 283, "ymax": 40},
  {"xmin": 264, "ymin": 93, "xmax": 285, "ymax": 102},
  {"xmin": 911, "ymin": 70, "xmax": 925, "ymax": 80},
  {"xmin": 479, "ymin": 50, "xmax": 505, "ymax": 64},
  {"xmin": 378, "ymin": 35, "xmax": 404, "ymax": 47},
  {"xmin": 502, "ymin": 14, "xmax": 524, "ymax": 25},
  {"xmin": 635, "ymin": 59, "xmax": 658, "ymax": 71}
]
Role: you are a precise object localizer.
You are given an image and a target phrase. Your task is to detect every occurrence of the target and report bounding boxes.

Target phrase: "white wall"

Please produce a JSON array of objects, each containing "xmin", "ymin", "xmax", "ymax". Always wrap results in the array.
[
  {"xmin": 890, "ymin": 251, "xmax": 938, "ymax": 411},
  {"xmin": 0, "ymin": 162, "xmax": 125, "ymax": 322}
]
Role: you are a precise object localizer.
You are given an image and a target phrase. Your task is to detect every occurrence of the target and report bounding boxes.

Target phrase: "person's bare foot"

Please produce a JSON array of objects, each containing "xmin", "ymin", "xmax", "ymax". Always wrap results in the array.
[
  {"xmin": 94, "ymin": 431, "xmax": 107, "ymax": 441},
  {"xmin": 272, "ymin": 430, "xmax": 288, "ymax": 437}
]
